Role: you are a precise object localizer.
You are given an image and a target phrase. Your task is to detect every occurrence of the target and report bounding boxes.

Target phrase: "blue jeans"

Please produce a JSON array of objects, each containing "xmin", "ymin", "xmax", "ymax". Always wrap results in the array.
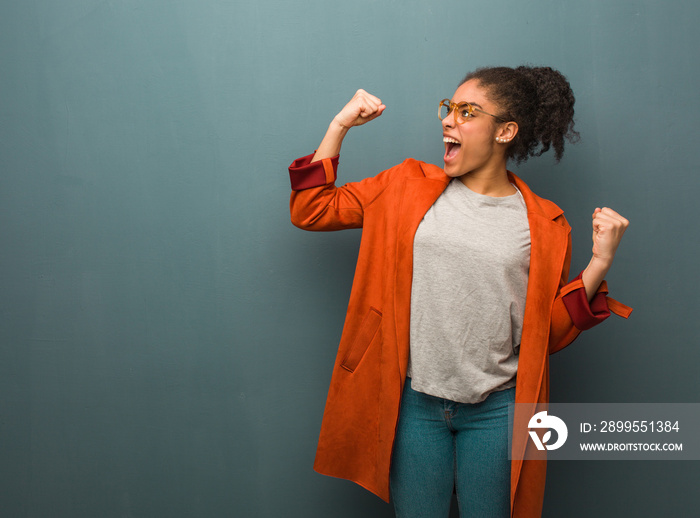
[{"xmin": 390, "ymin": 378, "xmax": 514, "ymax": 517}]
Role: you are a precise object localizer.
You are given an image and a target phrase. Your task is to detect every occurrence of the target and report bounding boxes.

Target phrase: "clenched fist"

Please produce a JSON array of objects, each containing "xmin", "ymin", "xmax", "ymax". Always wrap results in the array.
[
  {"xmin": 333, "ymin": 89, "xmax": 386, "ymax": 129},
  {"xmin": 591, "ymin": 207, "xmax": 629, "ymax": 264}
]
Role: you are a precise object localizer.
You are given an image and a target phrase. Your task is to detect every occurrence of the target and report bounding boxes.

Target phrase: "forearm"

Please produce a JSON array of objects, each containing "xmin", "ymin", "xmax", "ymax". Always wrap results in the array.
[
  {"xmin": 311, "ymin": 119, "xmax": 350, "ymax": 163},
  {"xmin": 581, "ymin": 256, "xmax": 613, "ymax": 301},
  {"xmin": 582, "ymin": 206, "xmax": 629, "ymax": 300}
]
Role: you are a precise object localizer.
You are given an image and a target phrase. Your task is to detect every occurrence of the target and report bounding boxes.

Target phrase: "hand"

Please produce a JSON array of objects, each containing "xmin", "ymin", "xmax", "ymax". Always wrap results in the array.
[
  {"xmin": 333, "ymin": 89, "xmax": 386, "ymax": 129},
  {"xmin": 310, "ymin": 90, "xmax": 386, "ymax": 163},
  {"xmin": 591, "ymin": 207, "xmax": 629, "ymax": 265}
]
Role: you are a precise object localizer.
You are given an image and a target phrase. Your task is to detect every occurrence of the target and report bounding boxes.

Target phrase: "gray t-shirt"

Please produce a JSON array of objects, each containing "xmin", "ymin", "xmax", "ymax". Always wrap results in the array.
[{"xmin": 407, "ymin": 178, "xmax": 531, "ymax": 403}]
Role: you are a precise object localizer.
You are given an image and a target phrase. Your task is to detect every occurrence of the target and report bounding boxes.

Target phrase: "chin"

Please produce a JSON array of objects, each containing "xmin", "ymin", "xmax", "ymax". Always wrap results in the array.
[{"xmin": 443, "ymin": 162, "xmax": 462, "ymax": 177}]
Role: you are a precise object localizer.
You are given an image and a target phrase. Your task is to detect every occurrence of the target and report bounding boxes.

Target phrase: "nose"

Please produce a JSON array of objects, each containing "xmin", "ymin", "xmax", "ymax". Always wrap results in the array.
[{"xmin": 442, "ymin": 109, "xmax": 455, "ymax": 129}]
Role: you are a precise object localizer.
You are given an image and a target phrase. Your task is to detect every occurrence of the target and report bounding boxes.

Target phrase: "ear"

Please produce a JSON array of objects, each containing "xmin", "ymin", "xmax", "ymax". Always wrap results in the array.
[{"xmin": 495, "ymin": 121, "xmax": 518, "ymax": 144}]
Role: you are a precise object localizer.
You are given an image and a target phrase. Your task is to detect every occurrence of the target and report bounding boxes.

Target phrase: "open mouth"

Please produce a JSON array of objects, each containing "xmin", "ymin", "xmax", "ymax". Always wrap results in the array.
[{"xmin": 443, "ymin": 136, "xmax": 461, "ymax": 161}]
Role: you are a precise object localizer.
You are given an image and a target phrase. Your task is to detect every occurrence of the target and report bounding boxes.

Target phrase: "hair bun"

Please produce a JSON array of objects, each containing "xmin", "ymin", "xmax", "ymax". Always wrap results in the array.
[{"xmin": 463, "ymin": 66, "xmax": 579, "ymax": 163}]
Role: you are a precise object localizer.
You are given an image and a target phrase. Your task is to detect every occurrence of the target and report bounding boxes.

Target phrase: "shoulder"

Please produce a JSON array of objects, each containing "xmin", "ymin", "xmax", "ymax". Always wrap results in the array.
[
  {"xmin": 377, "ymin": 158, "xmax": 446, "ymax": 181},
  {"xmin": 403, "ymin": 158, "xmax": 447, "ymax": 180},
  {"xmin": 352, "ymin": 159, "xmax": 448, "ymax": 210},
  {"xmin": 359, "ymin": 158, "xmax": 446, "ymax": 194}
]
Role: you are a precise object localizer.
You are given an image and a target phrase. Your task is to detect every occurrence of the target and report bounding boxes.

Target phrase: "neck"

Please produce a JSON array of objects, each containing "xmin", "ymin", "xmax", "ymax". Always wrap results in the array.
[{"xmin": 458, "ymin": 167, "xmax": 516, "ymax": 197}]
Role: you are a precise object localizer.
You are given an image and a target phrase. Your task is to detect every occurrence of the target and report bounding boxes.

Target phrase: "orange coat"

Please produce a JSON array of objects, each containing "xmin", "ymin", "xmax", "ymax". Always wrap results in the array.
[{"xmin": 289, "ymin": 154, "xmax": 631, "ymax": 517}]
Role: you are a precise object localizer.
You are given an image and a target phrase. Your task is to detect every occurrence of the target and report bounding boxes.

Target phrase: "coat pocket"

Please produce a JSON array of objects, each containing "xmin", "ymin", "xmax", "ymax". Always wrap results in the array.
[{"xmin": 340, "ymin": 307, "xmax": 382, "ymax": 373}]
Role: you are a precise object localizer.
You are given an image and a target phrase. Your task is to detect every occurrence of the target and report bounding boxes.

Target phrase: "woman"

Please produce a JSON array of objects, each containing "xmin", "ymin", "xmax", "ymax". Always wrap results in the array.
[{"xmin": 288, "ymin": 66, "xmax": 631, "ymax": 517}]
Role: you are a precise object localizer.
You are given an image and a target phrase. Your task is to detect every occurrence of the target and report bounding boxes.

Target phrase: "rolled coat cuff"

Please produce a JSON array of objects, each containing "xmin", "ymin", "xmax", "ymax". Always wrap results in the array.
[
  {"xmin": 561, "ymin": 271, "xmax": 633, "ymax": 330},
  {"xmin": 289, "ymin": 153, "xmax": 339, "ymax": 191}
]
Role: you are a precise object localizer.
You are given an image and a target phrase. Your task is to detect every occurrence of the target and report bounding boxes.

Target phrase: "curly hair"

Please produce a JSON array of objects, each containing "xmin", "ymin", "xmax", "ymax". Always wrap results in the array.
[{"xmin": 462, "ymin": 66, "xmax": 580, "ymax": 163}]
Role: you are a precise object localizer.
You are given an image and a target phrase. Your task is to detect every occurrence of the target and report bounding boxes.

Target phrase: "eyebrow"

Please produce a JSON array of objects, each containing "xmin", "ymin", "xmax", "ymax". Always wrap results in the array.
[{"xmin": 452, "ymin": 99, "xmax": 484, "ymax": 110}]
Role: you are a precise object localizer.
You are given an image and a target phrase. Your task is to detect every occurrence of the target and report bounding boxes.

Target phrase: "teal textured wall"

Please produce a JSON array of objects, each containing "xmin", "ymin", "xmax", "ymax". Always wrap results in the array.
[{"xmin": 1, "ymin": 1, "xmax": 698, "ymax": 516}]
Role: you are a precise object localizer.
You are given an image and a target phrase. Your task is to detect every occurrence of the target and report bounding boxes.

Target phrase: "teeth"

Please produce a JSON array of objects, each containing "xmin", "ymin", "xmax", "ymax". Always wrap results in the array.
[{"xmin": 443, "ymin": 137, "xmax": 460, "ymax": 145}]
